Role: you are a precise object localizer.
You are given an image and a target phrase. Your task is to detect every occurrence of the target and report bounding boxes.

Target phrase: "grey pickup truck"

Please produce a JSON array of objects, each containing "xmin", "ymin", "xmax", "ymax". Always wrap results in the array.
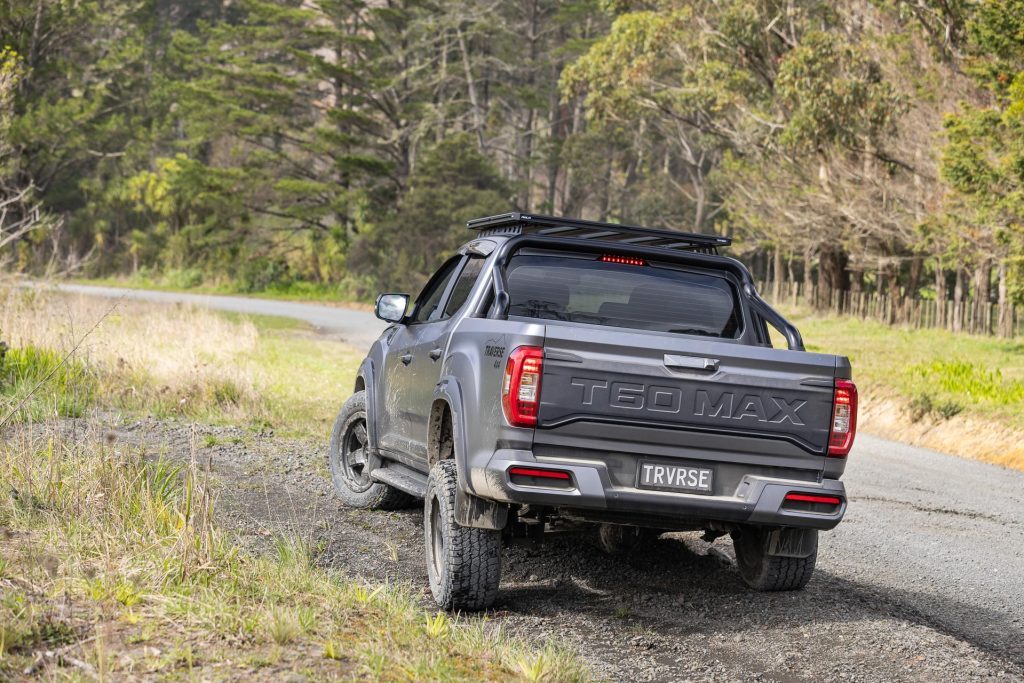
[{"xmin": 329, "ymin": 213, "xmax": 857, "ymax": 611}]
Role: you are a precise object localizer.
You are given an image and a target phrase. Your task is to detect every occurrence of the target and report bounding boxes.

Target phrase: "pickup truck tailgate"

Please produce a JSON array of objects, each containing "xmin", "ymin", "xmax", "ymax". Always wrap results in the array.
[{"xmin": 537, "ymin": 325, "xmax": 839, "ymax": 463}]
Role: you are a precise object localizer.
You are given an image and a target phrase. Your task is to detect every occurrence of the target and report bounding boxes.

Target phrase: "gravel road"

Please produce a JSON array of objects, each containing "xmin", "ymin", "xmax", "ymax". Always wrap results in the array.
[
  {"xmin": 51, "ymin": 283, "xmax": 1024, "ymax": 680},
  {"xmin": 30, "ymin": 282, "xmax": 388, "ymax": 349},
  {"xmin": 100, "ymin": 419, "xmax": 1022, "ymax": 682}
]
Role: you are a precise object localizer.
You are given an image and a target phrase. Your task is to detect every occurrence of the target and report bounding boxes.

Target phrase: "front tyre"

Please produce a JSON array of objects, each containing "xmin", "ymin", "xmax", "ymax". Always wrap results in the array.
[
  {"xmin": 328, "ymin": 391, "xmax": 412, "ymax": 510},
  {"xmin": 732, "ymin": 526, "xmax": 817, "ymax": 591},
  {"xmin": 424, "ymin": 460, "xmax": 502, "ymax": 611}
]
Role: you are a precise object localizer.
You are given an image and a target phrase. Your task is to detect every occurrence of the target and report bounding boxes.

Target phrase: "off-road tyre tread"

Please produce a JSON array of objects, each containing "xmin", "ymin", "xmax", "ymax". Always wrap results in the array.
[
  {"xmin": 425, "ymin": 460, "xmax": 501, "ymax": 611},
  {"xmin": 328, "ymin": 391, "xmax": 413, "ymax": 510},
  {"xmin": 733, "ymin": 527, "xmax": 817, "ymax": 592}
]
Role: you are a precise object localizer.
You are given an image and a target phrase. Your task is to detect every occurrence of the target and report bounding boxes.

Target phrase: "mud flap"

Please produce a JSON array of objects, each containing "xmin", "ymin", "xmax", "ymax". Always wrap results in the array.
[
  {"xmin": 765, "ymin": 527, "xmax": 817, "ymax": 558},
  {"xmin": 455, "ymin": 487, "xmax": 509, "ymax": 530}
]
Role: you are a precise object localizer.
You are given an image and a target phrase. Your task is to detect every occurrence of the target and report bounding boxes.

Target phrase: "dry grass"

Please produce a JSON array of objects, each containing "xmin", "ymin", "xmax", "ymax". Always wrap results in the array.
[
  {"xmin": 859, "ymin": 396, "xmax": 1024, "ymax": 470},
  {"xmin": 0, "ymin": 287, "xmax": 360, "ymax": 435},
  {"xmin": 1, "ymin": 287, "xmax": 264, "ymax": 422},
  {"xmin": 1, "ymin": 288, "xmax": 259, "ymax": 388}
]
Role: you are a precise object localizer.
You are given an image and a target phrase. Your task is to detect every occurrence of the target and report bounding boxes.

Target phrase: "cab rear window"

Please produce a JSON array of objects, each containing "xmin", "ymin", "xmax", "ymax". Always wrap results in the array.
[{"xmin": 505, "ymin": 254, "xmax": 741, "ymax": 338}]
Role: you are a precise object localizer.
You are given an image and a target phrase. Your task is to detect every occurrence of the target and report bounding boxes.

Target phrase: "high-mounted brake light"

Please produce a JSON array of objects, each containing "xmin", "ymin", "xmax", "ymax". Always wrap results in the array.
[
  {"xmin": 828, "ymin": 379, "xmax": 858, "ymax": 458},
  {"xmin": 600, "ymin": 254, "xmax": 646, "ymax": 266},
  {"xmin": 502, "ymin": 346, "xmax": 543, "ymax": 427}
]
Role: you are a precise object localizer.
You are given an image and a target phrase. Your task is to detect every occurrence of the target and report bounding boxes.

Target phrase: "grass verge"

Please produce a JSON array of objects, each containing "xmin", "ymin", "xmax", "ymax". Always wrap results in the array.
[
  {"xmin": 0, "ymin": 424, "xmax": 585, "ymax": 681},
  {"xmin": 0, "ymin": 287, "xmax": 360, "ymax": 437},
  {"xmin": 0, "ymin": 286, "xmax": 588, "ymax": 680},
  {"xmin": 779, "ymin": 306, "xmax": 1024, "ymax": 470}
]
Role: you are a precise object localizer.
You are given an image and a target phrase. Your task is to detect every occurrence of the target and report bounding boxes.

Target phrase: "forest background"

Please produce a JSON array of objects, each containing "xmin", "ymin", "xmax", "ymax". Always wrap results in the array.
[{"xmin": 3, "ymin": 0, "xmax": 1024, "ymax": 336}]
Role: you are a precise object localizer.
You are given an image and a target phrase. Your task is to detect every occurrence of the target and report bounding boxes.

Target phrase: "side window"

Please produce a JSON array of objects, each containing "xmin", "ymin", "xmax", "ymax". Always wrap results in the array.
[
  {"xmin": 442, "ymin": 257, "xmax": 486, "ymax": 318},
  {"xmin": 411, "ymin": 257, "xmax": 461, "ymax": 323}
]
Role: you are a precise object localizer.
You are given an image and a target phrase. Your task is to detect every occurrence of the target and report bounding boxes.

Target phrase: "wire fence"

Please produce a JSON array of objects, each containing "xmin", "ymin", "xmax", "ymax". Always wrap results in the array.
[{"xmin": 756, "ymin": 280, "xmax": 1024, "ymax": 338}]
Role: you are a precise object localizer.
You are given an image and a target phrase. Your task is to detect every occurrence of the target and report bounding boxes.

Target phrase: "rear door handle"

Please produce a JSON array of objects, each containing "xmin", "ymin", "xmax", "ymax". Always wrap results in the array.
[
  {"xmin": 401, "ymin": 353, "xmax": 413, "ymax": 365},
  {"xmin": 428, "ymin": 348, "xmax": 443, "ymax": 361},
  {"xmin": 664, "ymin": 354, "xmax": 719, "ymax": 371}
]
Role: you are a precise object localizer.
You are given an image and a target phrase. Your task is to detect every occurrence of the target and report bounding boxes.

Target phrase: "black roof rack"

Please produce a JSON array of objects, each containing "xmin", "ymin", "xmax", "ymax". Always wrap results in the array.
[{"xmin": 467, "ymin": 212, "xmax": 730, "ymax": 255}]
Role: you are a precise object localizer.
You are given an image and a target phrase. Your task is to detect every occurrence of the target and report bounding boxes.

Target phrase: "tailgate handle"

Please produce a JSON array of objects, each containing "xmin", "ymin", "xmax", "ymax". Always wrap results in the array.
[{"xmin": 664, "ymin": 354, "xmax": 719, "ymax": 371}]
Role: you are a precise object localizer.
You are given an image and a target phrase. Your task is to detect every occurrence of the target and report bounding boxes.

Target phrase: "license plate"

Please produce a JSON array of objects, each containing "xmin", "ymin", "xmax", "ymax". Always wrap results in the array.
[{"xmin": 637, "ymin": 462, "xmax": 713, "ymax": 494}]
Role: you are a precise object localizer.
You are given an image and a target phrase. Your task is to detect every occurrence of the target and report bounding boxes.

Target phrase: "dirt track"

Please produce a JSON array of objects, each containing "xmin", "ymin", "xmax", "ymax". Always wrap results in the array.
[{"xmin": 106, "ymin": 418, "xmax": 1024, "ymax": 683}]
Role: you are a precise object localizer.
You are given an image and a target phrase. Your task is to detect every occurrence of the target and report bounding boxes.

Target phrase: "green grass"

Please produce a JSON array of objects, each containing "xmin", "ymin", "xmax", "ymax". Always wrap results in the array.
[
  {"xmin": 0, "ymin": 344, "xmax": 96, "ymax": 423},
  {"xmin": 779, "ymin": 306, "xmax": 1024, "ymax": 430},
  {"xmin": 0, "ymin": 430, "xmax": 586, "ymax": 681},
  {"xmin": 251, "ymin": 325, "xmax": 364, "ymax": 437}
]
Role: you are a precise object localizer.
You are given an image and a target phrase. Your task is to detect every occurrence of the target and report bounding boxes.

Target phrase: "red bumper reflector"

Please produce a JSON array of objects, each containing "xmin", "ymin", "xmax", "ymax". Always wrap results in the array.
[
  {"xmin": 784, "ymin": 493, "xmax": 842, "ymax": 506},
  {"xmin": 508, "ymin": 467, "xmax": 571, "ymax": 480}
]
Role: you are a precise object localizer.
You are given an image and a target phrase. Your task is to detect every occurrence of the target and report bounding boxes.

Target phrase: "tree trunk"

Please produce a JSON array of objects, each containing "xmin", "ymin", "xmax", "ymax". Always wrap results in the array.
[
  {"xmin": 952, "ymin": 268, "xmax": 965, "ymax": 333},
  {"xmin": 818, "ymin": 244, "xmax": 849, "ymax": 312},
  {"xmin": 935, "ymin": 263, "xmax": 947, "ymax": 328},
  {"xmin": 546, "ymin": 93, "xmax": 567, "ymax": 212},
  {"xmin": 887, "ymin": 263, "xmax": 900, "ymax": 325},
  {"xmin": 772, "ymin": 248, "xmax": 784, "ymax": 302},
  {"xmin": 599, "ymin": 142, "xmax": 614, "ymax": 221},
  {"xmin": 559, "ymin": 99, "xmax": 585, "ymax": 214},
  {"xmin": 998, "ymin": 260, "xmax": 1013, "ymax": 338},
  {"xmin": 902, "ymin": 254, "xmax": 923, "ymax": 322},
  {"xmin": 455, "ymin": 26, "xmax": 486, "ymax": 152},
  {"xmin": 802, "ymin": 246, "xmax": 815, "ymax": 307},
  {"xmin": 975, "ymin": 258, "xmax": 992, "ymax": 334}
]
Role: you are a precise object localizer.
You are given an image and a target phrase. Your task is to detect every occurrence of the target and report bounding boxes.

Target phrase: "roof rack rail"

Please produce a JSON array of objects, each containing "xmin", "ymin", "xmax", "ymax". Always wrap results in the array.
[{"xmin": 467, "ymin": 212, "xmax": 730, "ymax": 255}]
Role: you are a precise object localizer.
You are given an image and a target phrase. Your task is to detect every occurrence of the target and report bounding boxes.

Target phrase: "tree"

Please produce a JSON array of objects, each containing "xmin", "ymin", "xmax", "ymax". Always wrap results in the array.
[
  {"xmin": 562, "ymin": 2, "xmax": 910, "ymax": 309},
  {"xmin": 939, "ymin": 0, "xmax": 1024, "ymax": 336},
  {"xmin": 0, "ymin": 47, "xmax": 49, "ymax": 255},
  {"xmin": 350, "ymin": 133, "xmax": 511, "ymax": 292}
]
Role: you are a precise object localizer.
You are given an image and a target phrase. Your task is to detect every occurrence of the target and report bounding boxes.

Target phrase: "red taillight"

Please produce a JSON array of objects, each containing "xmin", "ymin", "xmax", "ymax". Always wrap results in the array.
[
  {"xmin": 507, "ymin": 466, "xmax": 571, "ymax": 480},
  {"xmin": 828, "ymin": 379, "xmax": 858, "ymax": 458},
  {"xmin": 600, "ymin": 254, "xmax": 646, "ymax": 266},
  {"xmin": 784, "ymin": 493, "xmax": 843, "ymax": 506},
  {"xmin": 502, "ymin": 346, "xmax": 543, "ymax": 427}
]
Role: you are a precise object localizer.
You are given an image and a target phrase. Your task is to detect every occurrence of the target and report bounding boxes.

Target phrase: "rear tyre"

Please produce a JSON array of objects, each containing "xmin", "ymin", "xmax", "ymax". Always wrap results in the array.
[
  {"xmin": 424, "ymin": 460, "xmax": 502, "ymax": 611},
  {"xmin": 732, "ymin": 526, "xmax": 817, "ymax": 591},
  {"xmin": 328, "ymin": 391, "xmax": 412, "ymax": 510}
]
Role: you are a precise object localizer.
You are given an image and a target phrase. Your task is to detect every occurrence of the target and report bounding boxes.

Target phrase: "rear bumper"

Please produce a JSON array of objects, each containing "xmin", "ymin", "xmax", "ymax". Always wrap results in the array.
[{"xmin": 469, "ymin": 448, "xmax": 846, "ymax": 530}]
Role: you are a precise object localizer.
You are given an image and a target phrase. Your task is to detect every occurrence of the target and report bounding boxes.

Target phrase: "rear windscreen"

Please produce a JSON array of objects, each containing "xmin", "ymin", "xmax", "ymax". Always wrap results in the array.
[{"xmin": 506, "ymin": 254, "xmax": 741, "ymax": 338}]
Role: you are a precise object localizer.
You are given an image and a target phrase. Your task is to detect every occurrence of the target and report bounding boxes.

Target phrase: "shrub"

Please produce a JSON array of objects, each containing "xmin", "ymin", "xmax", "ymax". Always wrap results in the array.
[
  {"xmin": 161, "ymin": 267, "xmax": 204, "ymax": 289},
  {"xmin": 236, "ymin": 257, "xmax": 293, "ymax": 292},
  {"xmin": 908, "ymin": 391, "xmax": 965, "ymax": 422},
  {"xmin": 908, "ymin": 393, "xmax": 933, "ymax": 422}
]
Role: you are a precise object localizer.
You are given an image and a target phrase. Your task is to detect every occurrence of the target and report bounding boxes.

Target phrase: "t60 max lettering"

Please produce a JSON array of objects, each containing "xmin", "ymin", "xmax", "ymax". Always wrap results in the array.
[{"xmin": 569, "ymin": 377, "xmax": 808, "ymax": 426}]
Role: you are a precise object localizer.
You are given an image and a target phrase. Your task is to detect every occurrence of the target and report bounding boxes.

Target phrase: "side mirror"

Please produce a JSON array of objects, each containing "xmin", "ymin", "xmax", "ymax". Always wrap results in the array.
[{"xmin": 375, "ymin": 293, "xmax": 409, "ymax": 323}]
